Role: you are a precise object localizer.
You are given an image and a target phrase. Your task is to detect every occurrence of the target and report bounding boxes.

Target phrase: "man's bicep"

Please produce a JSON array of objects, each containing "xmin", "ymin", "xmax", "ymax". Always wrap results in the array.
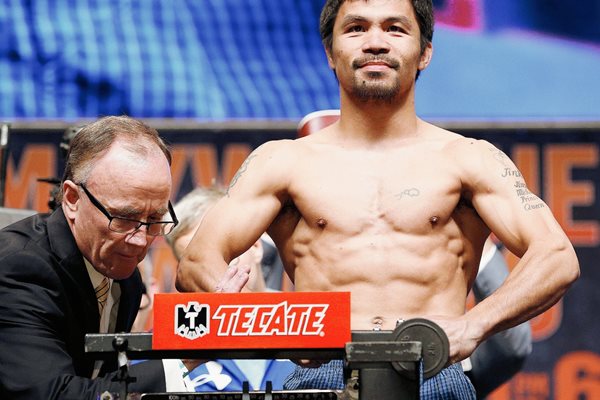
[
  {"xmin": 469, "ymin": 141, "xmax": 561, "ymax": 256},
  {"xmin": 210, "ymin": 140, "xmax": 292, "ymax": 258},
  {"xmin": 198, "ymin": 193, "xmax": 282, "ymax": 261},
  {"xmin": 177, "ymin": 140, "xmax": 293, "ymax": 292}
]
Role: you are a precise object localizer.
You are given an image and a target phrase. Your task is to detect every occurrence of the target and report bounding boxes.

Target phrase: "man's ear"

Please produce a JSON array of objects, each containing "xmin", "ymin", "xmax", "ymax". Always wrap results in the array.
[
  {"xmin": 61, "ymin": 180, "xmax": 80, "ymax": 218},
  {"xmin": 325, "ymin": 47, "xmax": 339, "ymax": 80},
  {"xmin": 325, "ymin": 47, "xmax": 336, "ymax": 70},
  {"xmin": 418, "ymin": 42, "xmax": 433, "ymax": 71}
]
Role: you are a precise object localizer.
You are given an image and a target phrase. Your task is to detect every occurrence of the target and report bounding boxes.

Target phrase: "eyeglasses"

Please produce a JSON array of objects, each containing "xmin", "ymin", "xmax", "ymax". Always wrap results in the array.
[{"xmin": 78, "ymin": 183, "xmax": 178, "ymax": 236}]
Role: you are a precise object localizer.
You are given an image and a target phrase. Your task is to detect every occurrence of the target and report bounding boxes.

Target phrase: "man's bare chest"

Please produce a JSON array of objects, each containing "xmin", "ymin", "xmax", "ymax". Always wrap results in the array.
[{"xmin": 287, "ymin": 153, "xmax": 464, "ymax": 233}]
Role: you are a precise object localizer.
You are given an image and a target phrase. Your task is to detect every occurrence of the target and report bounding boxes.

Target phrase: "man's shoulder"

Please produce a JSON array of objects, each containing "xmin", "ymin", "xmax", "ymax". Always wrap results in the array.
[
  {"xmin": 436, "ymin": 133, "xmax": 509, "ymax": 185},
  {"xmin": 0, "ymin": 213, "xmax": 49, "ymax": 254},
  {"xmin": 0, "ymin": 211, "xmax": 76, "ymax": 275},
  {"xmin": 258, "ymin": 137, "xmax": 312, "ymax": 151},
  {"xmin": 252, "ymin": 138, "xmax": 312, "ymax": 165},
  {"xmin": 0, "ymin": 220, "xmax": 59, "ymax": 282},
  {"xmin": 416, "ymin": 125, "xmax": 501, "ymax": 178},
  {"xmin": 431, "ymin": 127, "xmax": 494, "ymax": 157},
  {"xmin": 418, "ymin": 120, "xmax": 465, "ymax": 147}
]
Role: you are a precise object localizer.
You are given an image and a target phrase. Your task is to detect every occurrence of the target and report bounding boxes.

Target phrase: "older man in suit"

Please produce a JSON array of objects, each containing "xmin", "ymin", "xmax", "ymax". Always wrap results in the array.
[{"xmin": 0, "ymin": 116, "xmax": 191, "ymax": 399}]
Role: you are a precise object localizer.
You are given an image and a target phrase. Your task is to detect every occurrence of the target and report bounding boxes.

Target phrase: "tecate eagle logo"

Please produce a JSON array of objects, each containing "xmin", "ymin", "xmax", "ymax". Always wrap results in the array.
[
  {"xmin": 175, "ymin": 301, "xmax": 210, "ymax": 339},
  {"xmin": 174, "ymin": 301, "xmax": 328, "ymax": 339}
]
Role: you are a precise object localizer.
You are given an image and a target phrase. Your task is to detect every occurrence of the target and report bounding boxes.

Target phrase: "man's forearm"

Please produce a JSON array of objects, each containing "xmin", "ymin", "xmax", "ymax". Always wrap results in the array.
[
  {"xmin": 177, "ymin": 250, "xmax": 246, "ymax": 293},
  {"xmin": 468, "ymin": 237, "xmax": 578, "ymax": 342},
  {"xmin": 176, "ymin": 256, "xmax": 223, "ymax": 292}
]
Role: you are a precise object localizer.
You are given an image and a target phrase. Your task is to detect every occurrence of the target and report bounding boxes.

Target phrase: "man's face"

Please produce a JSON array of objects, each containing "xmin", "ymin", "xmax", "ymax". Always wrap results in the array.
[
  {"xmin": 63, "ymin": 141, "xmax": 172, "ymax": 280},
  {"xmin": 327, "ymin": 0, "xmax": 431, "ymax": 102}
]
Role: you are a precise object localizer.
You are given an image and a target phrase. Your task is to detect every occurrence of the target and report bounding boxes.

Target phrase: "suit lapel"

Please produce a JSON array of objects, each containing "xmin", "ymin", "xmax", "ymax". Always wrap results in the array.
[
  {"xmin": 47, "ymin": 209, "xmax": 99, "ymax": 333},
  {"xmin": 46, "ymin": 208, "xmax": 145, "ymax": 333}
]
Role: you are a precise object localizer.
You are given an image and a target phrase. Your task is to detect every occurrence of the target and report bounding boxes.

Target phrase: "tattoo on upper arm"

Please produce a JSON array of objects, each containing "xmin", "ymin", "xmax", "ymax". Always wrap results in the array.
[
  {"xmin": 226, "ymin": 154, "xmax": 257, "ymax": 196},
  {"xmin": 395, "ymin": 188, "xmax": 420, "ymax": 200},
  {"xmin": 488, "ymin": 146, "xmax": 546, "ymax": 211},
  {"xmin": 489, "ymin": 146, "xmax": 524, "ymax": 179},
  {"xmin": 489, "ymin": 147, "xmax": 510, "ymax": 166},
  {"xmin": 514, "ymin": 181, "xmax": 546, "ymax": 211},
  {"xmin": 501, "ymin": 167, "xmax": 522, "ymax": 178}
]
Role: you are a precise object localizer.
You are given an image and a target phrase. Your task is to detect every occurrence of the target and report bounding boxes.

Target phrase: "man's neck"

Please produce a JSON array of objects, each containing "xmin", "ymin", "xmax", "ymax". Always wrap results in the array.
[{"xmin": 337, "ymin": 91, "xmax": 420, "ymax": 143}]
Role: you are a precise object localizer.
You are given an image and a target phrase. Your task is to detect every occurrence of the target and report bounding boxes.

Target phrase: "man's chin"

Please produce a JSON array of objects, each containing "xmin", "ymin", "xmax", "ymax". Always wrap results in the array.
[
  {"xmin": 352, "ymin": 80, "xmax": 400, "ymax": 102},
  {"xmin": 354, "ymin": 90, "xmax": 399, "ymax": 103},
  {"xmin": 106, "ymin": 258, "xmax": 139, "ymax": 280}
]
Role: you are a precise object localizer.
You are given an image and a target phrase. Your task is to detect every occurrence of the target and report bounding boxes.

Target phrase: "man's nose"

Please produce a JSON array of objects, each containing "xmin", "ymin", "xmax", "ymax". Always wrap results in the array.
[
  {"xmin": 362, "ymin": 29, "xmax": 391, "ymax": 54},
  {"xmin": 125, "ymin": 226, "xmax": 150, "ymax": 247}
]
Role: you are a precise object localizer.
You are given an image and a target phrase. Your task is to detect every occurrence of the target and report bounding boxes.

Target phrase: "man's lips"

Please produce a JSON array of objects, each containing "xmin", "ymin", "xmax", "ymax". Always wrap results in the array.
[
  {"xmin": 360, "ymin": 62, "xmax": 392, "ymax": 71},
  {"xmin": 353, "ymin": 57, "xmax": 399, "ymax": 70}
]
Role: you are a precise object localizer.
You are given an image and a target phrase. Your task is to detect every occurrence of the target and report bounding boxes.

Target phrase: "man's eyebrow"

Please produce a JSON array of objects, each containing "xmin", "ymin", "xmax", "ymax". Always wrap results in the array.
[
  {"xmin": 341, "ymin": 14, "xmax": 414, "ymax": 29},
  {"xmin": 340, "ymin": 14, "xmax": 369, "ymax": 26},
  {"xmin": 385, "ymin": 16, "xmax": 413, "ymax": 28},
  {"xmin": 153, "ymin": 208, "xmax": 169, "ymax": 219},
  {"xmin": 118, "ymin": 206, "xmax": 168, "ymax": 219},
  {"xmin": 116, "ymin": 206, "xmax": 143, "ymax": 218}
]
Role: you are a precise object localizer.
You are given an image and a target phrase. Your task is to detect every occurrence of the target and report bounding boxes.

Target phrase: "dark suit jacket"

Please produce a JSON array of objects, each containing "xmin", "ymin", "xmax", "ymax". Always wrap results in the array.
[{"xmin": 0, "ymin": 208, "xmax": 167, "ymax": 399}]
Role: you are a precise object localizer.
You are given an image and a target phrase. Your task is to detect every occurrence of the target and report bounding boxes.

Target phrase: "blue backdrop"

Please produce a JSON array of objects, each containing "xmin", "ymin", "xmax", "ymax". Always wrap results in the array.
[{"xmin": 1, "ymin": 0, "xmax": 599, "ymax": 120}]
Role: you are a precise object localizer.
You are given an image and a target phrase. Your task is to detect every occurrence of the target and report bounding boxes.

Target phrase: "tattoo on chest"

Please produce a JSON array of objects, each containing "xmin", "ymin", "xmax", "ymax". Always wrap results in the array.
[
  {"xmin": 395, "ymin": 188, "xmax": 420, "ymax": 200},
  {"xmin": 227, "ymin": 154, "xmax": 257, "ymax": 195}
]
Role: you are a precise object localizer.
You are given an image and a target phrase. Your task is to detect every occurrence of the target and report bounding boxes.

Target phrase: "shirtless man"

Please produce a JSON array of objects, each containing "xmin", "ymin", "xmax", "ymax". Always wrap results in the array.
[{"xmin": 176, "ymin": 0, "xmax": 579, "ymax": 397}]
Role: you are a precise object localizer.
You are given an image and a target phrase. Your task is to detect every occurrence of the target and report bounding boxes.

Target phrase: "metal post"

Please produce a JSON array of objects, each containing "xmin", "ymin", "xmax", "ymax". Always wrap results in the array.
[
  {"xmin": 0, "ymin": 123, "xmax": 10, "ymax": 207},
  {"xmin": 111, "ymin": 337, "xmax": 136, "ymax": 399},
  {"xmin": 347, "ymin": 331, "xmax": 421, "ymax": 400}
]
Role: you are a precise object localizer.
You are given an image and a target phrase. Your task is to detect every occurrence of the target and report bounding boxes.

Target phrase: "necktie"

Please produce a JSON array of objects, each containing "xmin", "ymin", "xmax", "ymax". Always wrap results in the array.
[{"xmin": 95, "ymin": 277, "xmax": 110, "ymax": 315}]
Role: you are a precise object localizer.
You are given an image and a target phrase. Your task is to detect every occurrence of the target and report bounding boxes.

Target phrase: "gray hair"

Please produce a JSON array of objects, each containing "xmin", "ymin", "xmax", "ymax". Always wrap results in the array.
[
  {"xmin": 59, "ymin": 116, "xmax": 171, "ymax": 202},
  {"xmin": 166, "ymin": 186, "xmax": 225, "ymax": 259}
]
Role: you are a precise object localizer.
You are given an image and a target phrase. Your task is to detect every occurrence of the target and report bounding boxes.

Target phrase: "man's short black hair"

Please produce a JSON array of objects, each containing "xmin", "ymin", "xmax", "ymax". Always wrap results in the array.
[{"xmin": 320, "ymin": 0, "xmax": 434, "ymax": 55}]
